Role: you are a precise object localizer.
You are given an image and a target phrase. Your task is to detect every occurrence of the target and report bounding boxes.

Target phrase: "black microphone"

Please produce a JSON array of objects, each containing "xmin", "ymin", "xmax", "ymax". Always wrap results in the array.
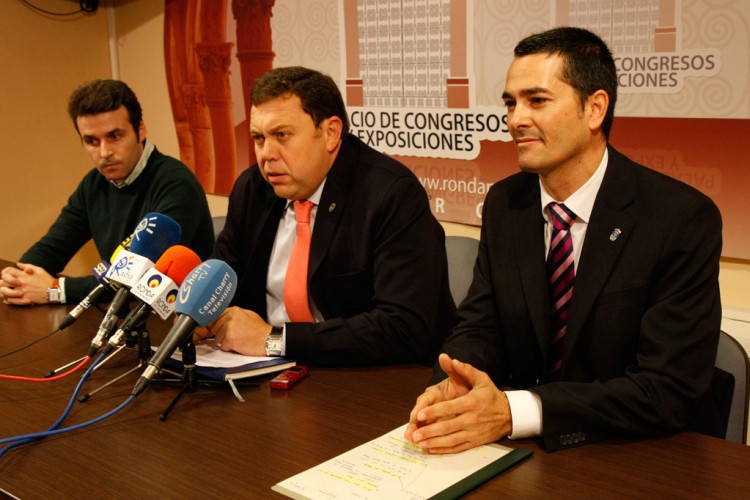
[
  {"xmin": 58, "ymin": 241, "xmax": 130, "ymax": 331},
  {"xmin": 131, "ymin": 259, "xmax": 237, "ymax": 397},
  {"xmin": 101, "ymin": 245, "xmax": 201, "ymax": 355},
  {"xmin": 88, "ymin": 213, "xmax": 182, "ymax": 356}
]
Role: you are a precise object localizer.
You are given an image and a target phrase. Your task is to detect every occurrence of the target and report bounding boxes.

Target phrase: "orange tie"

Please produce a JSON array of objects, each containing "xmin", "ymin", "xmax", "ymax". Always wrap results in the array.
[{"xmin": 284, "ymin": 200, "xmax": 314, "ymax": 322}]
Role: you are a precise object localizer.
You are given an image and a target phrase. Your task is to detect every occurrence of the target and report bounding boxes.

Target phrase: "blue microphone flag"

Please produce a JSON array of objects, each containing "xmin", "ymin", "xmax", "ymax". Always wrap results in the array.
[
  {"xmin": 175, "ymin": 259, "xmax": 237, "ymax": 326},
  {"xmin": 129, "ymin": 213, "xmax": 182, "ymax": 263}
]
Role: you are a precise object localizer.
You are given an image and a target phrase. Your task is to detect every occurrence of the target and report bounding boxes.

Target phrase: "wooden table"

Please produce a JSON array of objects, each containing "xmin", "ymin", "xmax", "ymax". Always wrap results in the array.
[{"xmin": 1, "ymin": 269, "xmax": 750, "ymax": 498}]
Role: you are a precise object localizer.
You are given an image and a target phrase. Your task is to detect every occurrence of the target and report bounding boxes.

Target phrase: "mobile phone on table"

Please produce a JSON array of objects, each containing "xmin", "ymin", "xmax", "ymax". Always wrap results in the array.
[{"xmin": 270, "ymin": 365, "xmax": 308, "ymax": 390}]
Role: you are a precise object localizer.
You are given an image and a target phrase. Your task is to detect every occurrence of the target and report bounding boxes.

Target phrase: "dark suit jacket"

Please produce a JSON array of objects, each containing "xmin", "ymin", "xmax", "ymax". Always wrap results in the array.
[
  {"xmin": 213, "ymin": 134, "xmax": 456, "ymax": 366},
  {"xmin": 438, "ymin": 146, "xmax": 723, "ymax": 451}
]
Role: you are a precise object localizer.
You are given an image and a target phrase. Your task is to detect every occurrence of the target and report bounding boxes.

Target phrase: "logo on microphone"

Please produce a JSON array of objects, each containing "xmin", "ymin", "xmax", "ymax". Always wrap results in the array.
[
  {"xmin": 132, "ymin": 215, "xmax": 158, "ymax": 243},
  {"xmin": 166, "ymin": 289, "xmax": 178, "ymax": 304},
  {"xmin": 147, "ymin": 274, "xmax": 162, "ymax": 288},
  {"xmin": 179, "ymin": 261, "xmax": 212, "ymax": 305},
  {"xmin": 110, "ymin": 254, "xmax": 133, "ymax": 277}
]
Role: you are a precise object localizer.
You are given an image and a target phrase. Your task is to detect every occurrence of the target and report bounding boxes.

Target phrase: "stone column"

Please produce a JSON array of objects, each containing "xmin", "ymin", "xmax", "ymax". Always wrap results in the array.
[{"xmin": 232, "ymin": 0, "xmax": 276, "ymax": 167}]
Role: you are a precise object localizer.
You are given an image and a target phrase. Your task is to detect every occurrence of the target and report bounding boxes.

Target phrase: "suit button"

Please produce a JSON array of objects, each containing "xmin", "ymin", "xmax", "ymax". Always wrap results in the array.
[{"xmin": 567, "ymin": 432, "xmax": 585, "ymax": 444}]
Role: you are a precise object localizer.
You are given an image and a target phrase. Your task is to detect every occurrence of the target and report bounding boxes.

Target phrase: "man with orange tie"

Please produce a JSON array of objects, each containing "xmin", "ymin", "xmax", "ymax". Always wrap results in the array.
[{"xmin": 207, "ymin": 66, "xmax": 455, "ymax": 366}]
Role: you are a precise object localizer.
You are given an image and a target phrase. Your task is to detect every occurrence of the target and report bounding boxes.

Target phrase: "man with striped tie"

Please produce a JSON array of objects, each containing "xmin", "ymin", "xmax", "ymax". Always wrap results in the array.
[{"xmin": 406, "ymin": 27, "xmax": 723, "ymax": 452}]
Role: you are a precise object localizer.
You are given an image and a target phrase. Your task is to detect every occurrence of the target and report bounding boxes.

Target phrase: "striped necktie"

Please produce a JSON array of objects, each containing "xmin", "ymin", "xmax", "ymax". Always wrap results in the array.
[{"xmin": 547, "ymin": 202, "xmax": 576, "ymax": 379}]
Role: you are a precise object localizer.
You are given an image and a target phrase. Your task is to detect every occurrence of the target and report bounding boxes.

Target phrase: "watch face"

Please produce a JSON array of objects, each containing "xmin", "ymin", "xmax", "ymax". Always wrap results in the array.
[
  {"xmin": 266, "ymin": 337, "xmax": 283, "ymax": 356},
  {"xmin": 47, "ymin": 288, "xmax": 61, "ymax": 303},
  {"xmin": 266, "ymin": 326, "xmax": 283, "ymax": 356}
]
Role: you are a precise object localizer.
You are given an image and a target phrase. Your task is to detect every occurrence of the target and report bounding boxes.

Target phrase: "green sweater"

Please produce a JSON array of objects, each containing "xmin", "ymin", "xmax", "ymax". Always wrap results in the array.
[{"xmin": 21, "ymin": 147, "xmax": 215, "ymax": 303}]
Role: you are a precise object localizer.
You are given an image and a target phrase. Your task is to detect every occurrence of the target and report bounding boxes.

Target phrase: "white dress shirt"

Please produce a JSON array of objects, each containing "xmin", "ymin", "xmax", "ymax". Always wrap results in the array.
[
  {"xmin": 506, "ymin": 148, "xmax": 608, "ymax": 439},
  {"xmin": 265, "ymin": 181, "xmax": 326, "ymax": 355}
]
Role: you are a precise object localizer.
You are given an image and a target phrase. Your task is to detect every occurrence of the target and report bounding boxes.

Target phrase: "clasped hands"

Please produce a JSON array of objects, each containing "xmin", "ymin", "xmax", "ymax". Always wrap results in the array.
[
  {"xmin": 0, "ymin": 263, "xmax": 55, "ymax": 305},
  {"xmin": 404, "ymin": 353, "xmax": 513, "ymax": 454},
  {"xmin": 187, "ymin": 310, "xmax": 515, "ymax": 455}
]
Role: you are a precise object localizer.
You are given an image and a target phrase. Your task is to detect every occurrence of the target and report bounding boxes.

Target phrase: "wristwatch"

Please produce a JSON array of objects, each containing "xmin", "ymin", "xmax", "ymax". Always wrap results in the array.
[
  {"xmin": 265, "ymin": 326, "xmax": 284, "ymax": 356},
  {"xmin": 47, "ymin": 278, "xmax": 62, "ymax": 304}
]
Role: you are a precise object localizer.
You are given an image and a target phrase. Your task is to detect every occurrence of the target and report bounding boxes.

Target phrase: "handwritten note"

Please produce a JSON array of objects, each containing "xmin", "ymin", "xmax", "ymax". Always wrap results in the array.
[{"xmin": 273, "ymin": 424, "xmax": 528, "ymax": 499}]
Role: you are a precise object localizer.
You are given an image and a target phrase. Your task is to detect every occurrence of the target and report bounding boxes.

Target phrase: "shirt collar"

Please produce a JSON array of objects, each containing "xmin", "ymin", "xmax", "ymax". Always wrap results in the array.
[
  {"xmin": 110, "ymin": 140, "xmax": 154, "ymax": 188},
  {"xmin": 285, "ymin": 178, "xmax": 326, "ymax": 210},
  {"xmin": 540, "ymin": 148, "xmax": 608, "ymax": 224}
]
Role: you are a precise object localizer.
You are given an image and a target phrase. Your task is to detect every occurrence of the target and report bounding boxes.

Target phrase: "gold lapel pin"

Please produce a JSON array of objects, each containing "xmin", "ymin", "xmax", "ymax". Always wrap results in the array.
[{"xmin": 328, "ymin": 203, "xmax": 336, "ymax": 213}]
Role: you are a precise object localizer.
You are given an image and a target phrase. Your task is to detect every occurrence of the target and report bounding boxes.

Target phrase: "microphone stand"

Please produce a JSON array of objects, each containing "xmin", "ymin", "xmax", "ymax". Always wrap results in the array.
[
  {"xmin": 78, "ymin": 317, "xmax": 151, "ymax": 403},
  {"xmin": 44, "ymin": 301, "xmax": 109, "ymax": 377},
  {"xmin": 159, "ymin": 335, "xmax": 197, "ymax": 421},
  {"xmin": 157, "ymin": 335, "xmax": 261, "ymax": 421}
]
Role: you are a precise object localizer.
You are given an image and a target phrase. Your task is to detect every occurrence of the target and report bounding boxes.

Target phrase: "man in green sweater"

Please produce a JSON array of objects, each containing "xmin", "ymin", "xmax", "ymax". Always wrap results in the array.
[{"xmin": 0, "ymin": 80, "xmax": 214, "ymax": 306}]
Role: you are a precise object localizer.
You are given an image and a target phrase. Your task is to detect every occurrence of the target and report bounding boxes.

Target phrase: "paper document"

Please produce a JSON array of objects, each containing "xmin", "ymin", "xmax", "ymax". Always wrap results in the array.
[
  {"xmin": 171, "ymin": 338, "xmax": 279, "ymax": 368},
  {"xmin": 273, "ymin": 424, "xmax": 531, "ymax": 499},
  {"xmin": 165, "ymin": 339, "xmax": 295, "ymax": 402}
]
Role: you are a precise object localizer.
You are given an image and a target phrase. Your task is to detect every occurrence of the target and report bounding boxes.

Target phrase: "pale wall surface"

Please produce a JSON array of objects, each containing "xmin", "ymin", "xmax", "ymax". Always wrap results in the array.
[{"xmin": 0, "ymin": 0, "xmax": 112, "ymax": 276}]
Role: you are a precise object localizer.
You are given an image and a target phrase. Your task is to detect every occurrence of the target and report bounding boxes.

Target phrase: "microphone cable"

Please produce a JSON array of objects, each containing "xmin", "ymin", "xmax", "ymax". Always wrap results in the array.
[
  {"xmin": 0, "ymin": 299, "xmax": 107, "ymax": 373},
  {"xmin": 0, "ymin": 328, "xmax": 61, "ymax": 360},
  {"xmin": 0, "ymin": 352, "xmax": 102, "ymax": 456},
  {"xmin": 0, "ymin": 352, "xmax": 134, "ymax": 458},
  {"xmin": 0, "ymin": 298, "xmax": 108, "ymax": 361},
  {"xmin": 0, "ymin": 300, "xmax": 106, "ymax": 360},
  {"xmin": 0, "ymin": 355, "xmax": 91, "ymax": 382}
]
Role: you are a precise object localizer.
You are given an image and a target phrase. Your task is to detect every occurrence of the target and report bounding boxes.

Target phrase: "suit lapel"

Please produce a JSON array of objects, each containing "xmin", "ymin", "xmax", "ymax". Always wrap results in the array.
[
  {"xmin": 240, "ymin": 191, "xmax": 285, "ymax": 317},
  {"xmin": 562, "ymin": 147, "xmax": 637, "ymax": 366},
  {"xmin": 308, "ymin": 137, "xmax": 355, "ymax": 277},
  {"xmin": 511, "ymin": 177, "xmax": 550, "ymax": 353}
]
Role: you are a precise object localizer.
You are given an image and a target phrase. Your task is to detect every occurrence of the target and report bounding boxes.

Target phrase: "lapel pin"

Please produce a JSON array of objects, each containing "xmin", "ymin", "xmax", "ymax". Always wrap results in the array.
[
  {"xmin": 609, "ymin": 228, "xmax": 622, "ymax": 242},
  {"xmin": 328, "ymin": 203, "xmax": 336, "ymax": 213}
]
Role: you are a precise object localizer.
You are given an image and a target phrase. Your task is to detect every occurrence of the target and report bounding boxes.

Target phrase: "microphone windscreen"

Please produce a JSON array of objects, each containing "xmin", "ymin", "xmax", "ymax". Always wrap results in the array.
[
  {"xmin": 175, "ymin": 260, "xmax": 237, "ymax": 327},
  {"xmin": 129, "ymin": 213, "xmax": 182, "ymax": 263},
  {"xmin": 153, "ymin": 245, "xmax": 202, "ymax": 286},
  {"xmin": 110, "ymin": 245, "xmax": 125, "ymax": 262},
  {"xmin": 91, "ymin": 244, "xmax": 129, "ymax": 289},
  {"xmin": 92, "ymin": 261, "xmax": 115, "ymax": 288}
]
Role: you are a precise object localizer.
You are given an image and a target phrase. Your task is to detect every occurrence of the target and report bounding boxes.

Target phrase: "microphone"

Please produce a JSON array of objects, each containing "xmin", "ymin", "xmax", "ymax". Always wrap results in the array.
[
  {"xmin": 58, "ymin": 243, "xmax": 129, "ymax": 331},
  {"xmin": 101, "ymin": 245, "xmax": 202, "ymax": 355},
  {"xmin": 129, "ymin": 213, "xmax": 182, "ymax": 262},
  {"xmin": 131, "ymin": 259, "xmax": 237, "ymax": 397},
  {"xmin": 88, "ymin": 213, "xmax": 182, "ymax": 356}
]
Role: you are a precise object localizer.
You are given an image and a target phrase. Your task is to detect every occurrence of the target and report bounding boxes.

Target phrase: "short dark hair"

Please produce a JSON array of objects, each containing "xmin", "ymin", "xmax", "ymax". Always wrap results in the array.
[
  {"xmin": 514, "ymin": 27, "xmax": 617, "ymax": 139},
  {"xmin": 251, "ymin": 66, "xmax": 350, "ymax": 135},
  {"xmin": 67, "ymin": 79, "xmax": 143, "ymax": 139}
]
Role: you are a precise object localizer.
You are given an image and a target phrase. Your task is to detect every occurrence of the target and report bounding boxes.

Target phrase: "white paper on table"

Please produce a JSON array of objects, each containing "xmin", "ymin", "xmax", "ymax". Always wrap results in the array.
[
  {"xmin": 272, "ymin": 423, "xmax": 517, "ymax": 500},
  {"xmin": 169, "ymin": 338, "xmax": 278, "ymax": 368}
]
